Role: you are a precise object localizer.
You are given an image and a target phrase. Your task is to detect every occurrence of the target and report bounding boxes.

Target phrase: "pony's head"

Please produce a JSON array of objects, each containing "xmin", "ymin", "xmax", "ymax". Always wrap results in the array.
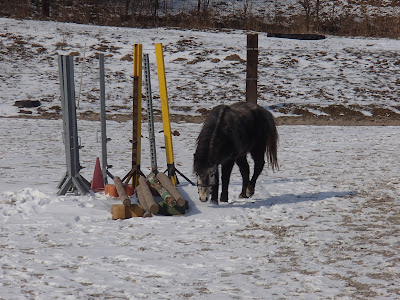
[
  {"xmin": 194, "ymin": 105, "xmax": 227, "ymax": 202},
  {"xmin": 196, "ymin": 165, "xmax": 217, "ymax": 202}
]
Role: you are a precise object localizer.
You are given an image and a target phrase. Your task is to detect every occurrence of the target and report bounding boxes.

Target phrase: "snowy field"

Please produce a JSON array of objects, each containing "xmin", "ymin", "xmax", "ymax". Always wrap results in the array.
[{"xmin": 1, "ymin": 117, "xmax": 400, "ymax": 299}]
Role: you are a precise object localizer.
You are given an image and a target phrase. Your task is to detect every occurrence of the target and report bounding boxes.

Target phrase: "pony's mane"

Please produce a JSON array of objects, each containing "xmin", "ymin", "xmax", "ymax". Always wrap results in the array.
[
  {"xmin": 209, "ymin": 105, "xmax": 227, "ymax": 163},
  {"xmin": 194, "ymin": 105, "xmax": 228, "ymax": 173}
]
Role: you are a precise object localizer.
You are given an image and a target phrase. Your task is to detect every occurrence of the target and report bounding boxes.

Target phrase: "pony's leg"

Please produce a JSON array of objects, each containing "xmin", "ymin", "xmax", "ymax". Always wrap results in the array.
[
  {"xmin": 210, "ymin": 167, "xmax": 219, "ymax": 204},
  {"xmin": 235, "ymin": 156, "xmax": 250, "ymax": 198},
  {"xmin": 220, "ymin": 160, "xmax": 234, "ymax": 202},
  {"xmin": 248, "ymin": 149, "xmax": 265, "ymax": 197}
]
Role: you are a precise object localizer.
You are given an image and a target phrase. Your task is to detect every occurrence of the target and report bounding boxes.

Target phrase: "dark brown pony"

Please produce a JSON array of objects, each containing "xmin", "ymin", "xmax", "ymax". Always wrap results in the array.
[{"xmin": 193, "ymin": 102, "xmax": 279, "ymax": 204}]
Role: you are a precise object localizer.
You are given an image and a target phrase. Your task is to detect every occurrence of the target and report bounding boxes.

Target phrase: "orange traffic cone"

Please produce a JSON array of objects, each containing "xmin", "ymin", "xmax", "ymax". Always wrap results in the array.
[{"xmin": 91, "ymin": 157, "xmax": 105, "ymax": 192}]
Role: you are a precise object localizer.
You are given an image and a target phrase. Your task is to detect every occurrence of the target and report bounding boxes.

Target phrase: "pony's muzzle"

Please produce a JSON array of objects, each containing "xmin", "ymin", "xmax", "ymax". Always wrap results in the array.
[
  {"xmin": 198, "ymin": 186, "xmax": 210, "ymax": 202},
  {"xmin": 199, "ymin": 196, "xmax": 208, "ymax": 202}
]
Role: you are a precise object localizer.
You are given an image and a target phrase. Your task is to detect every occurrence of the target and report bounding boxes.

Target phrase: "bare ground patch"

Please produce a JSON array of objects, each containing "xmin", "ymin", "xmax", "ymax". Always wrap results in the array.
[{"xmin": 4, "ymin": 103, "xmax": 400, "ymax": 126}]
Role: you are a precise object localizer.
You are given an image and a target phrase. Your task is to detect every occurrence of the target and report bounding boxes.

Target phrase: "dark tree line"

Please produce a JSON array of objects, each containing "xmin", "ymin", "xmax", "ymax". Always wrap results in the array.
[
  {"xmin": 1, "ymin": 0, "xmax": 400, "ymax": 37},
  {"xmin": 0, "ymin": 0, "xmax": 163, "ymax": 24}
]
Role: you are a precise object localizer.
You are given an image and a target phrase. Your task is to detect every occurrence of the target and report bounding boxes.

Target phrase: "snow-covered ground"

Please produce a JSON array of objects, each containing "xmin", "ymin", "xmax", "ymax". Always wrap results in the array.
[
  {"xmin": 1, "ymin": 117, "xmax": 400, "ymax": 299},
  {"xmin": 1, "ymin": 17, "xmax": 400, "ymax": 299},
  {"xmin": 2, "ymin": 17, "xmax": 400, "ymax": 120}
]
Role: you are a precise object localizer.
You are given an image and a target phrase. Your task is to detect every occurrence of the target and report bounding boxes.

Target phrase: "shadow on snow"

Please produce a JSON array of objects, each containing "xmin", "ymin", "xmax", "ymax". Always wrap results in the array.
[
  {"xmin": 186, "ymin": 189, "xmax": 356, "ymax": 214},
  {"xmin": 229, "ymin": 190, "xmax": 357, "ymax": 210}
]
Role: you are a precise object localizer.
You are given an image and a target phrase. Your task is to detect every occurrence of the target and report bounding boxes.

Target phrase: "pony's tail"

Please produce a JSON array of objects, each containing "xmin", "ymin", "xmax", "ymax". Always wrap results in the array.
[
  {"xmin": 209, "ymin": 105, "xmax": 227, "ymax": 163},
  {"xmin": 266, "ymin": 114, "xmax": 279, "ymax": 171}
]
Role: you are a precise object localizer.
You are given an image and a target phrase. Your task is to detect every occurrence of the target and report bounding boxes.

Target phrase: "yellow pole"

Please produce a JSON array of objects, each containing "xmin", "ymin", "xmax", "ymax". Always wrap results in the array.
[{"xmin": 155, "ymin": 43, "xmax": 177, "ymax": 186}]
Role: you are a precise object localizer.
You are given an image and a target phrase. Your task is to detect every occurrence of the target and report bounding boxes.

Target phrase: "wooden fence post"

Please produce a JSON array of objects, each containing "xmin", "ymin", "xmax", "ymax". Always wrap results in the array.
[{"xmin": 246, "ymin": 33, "xmax": 258, "ymax": 104}]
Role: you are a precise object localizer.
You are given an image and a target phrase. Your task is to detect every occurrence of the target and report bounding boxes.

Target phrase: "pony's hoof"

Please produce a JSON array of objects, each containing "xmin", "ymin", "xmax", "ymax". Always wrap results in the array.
[
  {"xmin": 246, "ymin": 188, "xmax": 255, "ymax": 198},
  {"xmin": 239, "ymin": 193, "xmax": 249, "ymax": 199},
  {"xmin": 211, "ymin": 199, "xmax": 219, "ymax": 205},
  {"xmin": 220, "ymin": 193, "xmax": 229, "ymax": 202}
]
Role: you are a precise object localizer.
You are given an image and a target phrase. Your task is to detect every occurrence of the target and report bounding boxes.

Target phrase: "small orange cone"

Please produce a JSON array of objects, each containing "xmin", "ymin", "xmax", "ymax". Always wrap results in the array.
[{"xmin": 91, "ymin": 157, "xmax": 105, "ymax": 192}]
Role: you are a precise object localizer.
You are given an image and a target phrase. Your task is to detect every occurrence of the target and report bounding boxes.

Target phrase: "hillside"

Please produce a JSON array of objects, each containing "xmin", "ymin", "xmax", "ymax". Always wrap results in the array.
[{"xmin": 1, "ymin": 17, "xmax": 400, "ymax": 125}]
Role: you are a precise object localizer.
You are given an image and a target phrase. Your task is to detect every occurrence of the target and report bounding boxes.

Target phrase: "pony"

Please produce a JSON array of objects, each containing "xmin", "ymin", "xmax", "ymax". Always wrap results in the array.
[{"xmin": 193, "ymin": 102, "xmax": 279, "ymax": 204}]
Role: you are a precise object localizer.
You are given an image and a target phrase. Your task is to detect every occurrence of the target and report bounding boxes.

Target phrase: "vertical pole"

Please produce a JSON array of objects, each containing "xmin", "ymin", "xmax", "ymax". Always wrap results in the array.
[
  {"xmin": 58, "ymin": 55, "xmax": 72, "ymax": 189},
  {"xmin": 99, "ymin": 53, "xmax": 108, "ymax": 184},
  {"xmin": 135, "ymin": 44, "xmax": 143, "ymax": 168},
  {"xmin": 246, "ymin": 33, "xmax": 258, "ymax": 104},
  {"xmin": 57, "ymin": 55, "xmax": 89, "ymax": 195},
  {"xmin": 64, "ymin": 55, "xmax": 79, "ymax": 182},
  {"xmin": 143, "ymin": 54, "xmax": 158, "ymax": 173},
  {"xmin": 132, "ymin": 44, "xmax": 143, "ymax": 187},
  {"xmin": 155, "ymin": 43, "xmax": 177, "ymax": 186}
]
